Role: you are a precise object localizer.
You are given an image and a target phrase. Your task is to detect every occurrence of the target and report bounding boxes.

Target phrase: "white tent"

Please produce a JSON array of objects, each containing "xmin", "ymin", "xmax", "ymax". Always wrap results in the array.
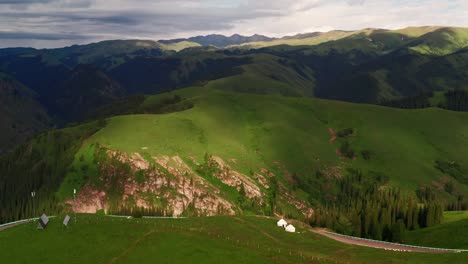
[
  {"xmin": 285, "ymin": 224, "xmax": 296, "ymax": 233},
  {"xmin": 277, "ymin": 218, "xmax": 287, "ymax": 227}
]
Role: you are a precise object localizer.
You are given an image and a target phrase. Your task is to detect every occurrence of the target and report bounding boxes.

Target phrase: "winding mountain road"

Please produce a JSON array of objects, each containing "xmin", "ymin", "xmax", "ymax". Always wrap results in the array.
[{"xmin": 311, "ymin": 228, "xmax": 465, "ymax": 253}]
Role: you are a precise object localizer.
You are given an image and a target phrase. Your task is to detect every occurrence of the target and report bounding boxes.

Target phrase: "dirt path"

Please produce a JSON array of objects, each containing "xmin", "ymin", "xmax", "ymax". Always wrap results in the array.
[
  {"xmin": 311, "ymin": 229, "xmax": 461, "ymax": 253},
  {"xmin": 234, "ymin": 217, "xmax": 280, "ymax": 243},
  {"xmin": 328, "ymin": 128, "xmax": 337, "ymax": 144},
  {"xmin": 248, "ymin": 217, "xmax": 458, "ymax": 253},
  {"xmin": 108, "ymin": 229, "xmax": 156, "ymax": 264},
  {"xmin": 0, "ymin": 219, "xmax": 37, "ymax": 232}
]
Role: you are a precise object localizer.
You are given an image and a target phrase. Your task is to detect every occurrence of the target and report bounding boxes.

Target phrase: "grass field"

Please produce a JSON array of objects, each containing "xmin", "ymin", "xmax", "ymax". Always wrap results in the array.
[
  {"xmin": 1, "ymin": 215, "xmax": 467, "ymax": 264},
  {"xmin": 69, "ymin": 86, "xmax": 468, "ymax": 198},
  {"xmin": 406, "ymin": 211, "xmax": 468, "ymax": 249}
]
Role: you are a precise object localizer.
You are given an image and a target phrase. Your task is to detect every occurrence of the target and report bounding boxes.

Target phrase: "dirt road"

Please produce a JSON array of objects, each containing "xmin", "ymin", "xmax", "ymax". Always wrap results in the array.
[
  {"xmin": 0, "ymin": 219, "xmax": 33, "ymax": 231},
  {"xmin": 312, "ymin": 229, "xmax": 463, "ymax": 253}
]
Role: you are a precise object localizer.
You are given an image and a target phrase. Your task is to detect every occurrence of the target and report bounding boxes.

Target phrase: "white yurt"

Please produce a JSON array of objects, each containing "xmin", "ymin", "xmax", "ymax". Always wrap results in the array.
[
  {"xmin": 285, "ymin": 224, "xmax": 296, "ymax": 233},
  {"xmin": 277, "ymin": 218, "xmax": 287, "ymax": 227}
]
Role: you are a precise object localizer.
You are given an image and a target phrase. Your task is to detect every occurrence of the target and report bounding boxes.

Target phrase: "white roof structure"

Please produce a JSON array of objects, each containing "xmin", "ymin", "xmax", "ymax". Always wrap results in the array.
[
  {"xmin": 37, "ymin": 214, "xmax": 49, "ymax": 230},
  {"xmin": 285, "ymin": 224, "xmax": 296, "ymax": 233},
  {"xmin": 277, "ymin": 218, "xmax": 287, "ymax": 227},
  {"xmin": 63, "ymin": 215, "xmax": 71, "ymax": 226}
]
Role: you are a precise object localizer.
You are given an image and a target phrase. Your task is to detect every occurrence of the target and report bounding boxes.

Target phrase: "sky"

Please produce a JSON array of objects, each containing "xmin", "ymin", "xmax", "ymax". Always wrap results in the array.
[{"xmin": 0, "ymin": 0, "xmax": 467, "ymax": 48}]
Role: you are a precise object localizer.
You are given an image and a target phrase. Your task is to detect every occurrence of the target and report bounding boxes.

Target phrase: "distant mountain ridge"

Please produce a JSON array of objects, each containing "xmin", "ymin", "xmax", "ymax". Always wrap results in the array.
[{"xmin": 160, "ymin": 33, "xmax": 276, "ymax": 47}]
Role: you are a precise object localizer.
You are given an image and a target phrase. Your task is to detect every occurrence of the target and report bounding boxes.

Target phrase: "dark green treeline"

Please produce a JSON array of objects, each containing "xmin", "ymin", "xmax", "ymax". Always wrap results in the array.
[
  {"xmin": 0, "ymin": 121, "xmax": 105, "ymax": 224},
  {"xmin": 301, "ymin": 169, "xmax": 444, "ymax": 243}
]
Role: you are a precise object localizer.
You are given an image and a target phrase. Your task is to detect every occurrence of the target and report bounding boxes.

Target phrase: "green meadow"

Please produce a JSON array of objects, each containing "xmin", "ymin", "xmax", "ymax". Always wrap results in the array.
[
  {"xmin": 1, "ymin": 215, "xmax": 467, "ymax": 264},
  {"xmin": 406, "ymin": 211, "xmax": 468, "ymax": 249},
  {"xmin": 74, "ymin": 86, "xmax": 468, "ymax": 198}
]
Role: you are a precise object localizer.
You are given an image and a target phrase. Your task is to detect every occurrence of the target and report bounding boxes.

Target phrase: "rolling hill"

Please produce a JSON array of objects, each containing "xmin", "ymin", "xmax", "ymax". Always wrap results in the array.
[
  {"xmin": 73, "ymin": 87, "xmax": 468, "ymax": 196},
  {"xmin": 236, "ymin": 27, "xmax": 468, "ymax": 55},
  {"xmin": 237, "ymin": 30, "xmax": 359, "ymax": 48},
  {"xmin": 2, "ymin": 86, "xmax": 468, "ymax": 225}
]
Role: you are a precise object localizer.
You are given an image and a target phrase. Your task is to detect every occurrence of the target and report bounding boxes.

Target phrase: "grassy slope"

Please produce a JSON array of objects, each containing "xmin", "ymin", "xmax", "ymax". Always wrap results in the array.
[
  {"xmin": 161, "ymin": 41, "xmax": 202, "ymax": 52},
  {"xmin": 406, "ymin": 27, "xmax": 468, "ymax": 55},
  {"xmin": 239, "ymin": 30, "xmax": 359, "ymax": 48},
  {"xmin": 205, "ymin": 54, "xmax": 316, "ymax": 96},
  {"xmin": 68, "ymin": 87, "xmax": 468, "ymax": 198},
  {"xmin": 1, "ymin": 215, "xmax": 467, "ymax": 264},
  {"xmin": 406, "ymin": 211, "xmax": 468, "ymax": 249}
]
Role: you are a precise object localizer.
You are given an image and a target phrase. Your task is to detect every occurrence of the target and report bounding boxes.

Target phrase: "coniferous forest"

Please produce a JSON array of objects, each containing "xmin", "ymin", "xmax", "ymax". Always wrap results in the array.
[
  {"xmin": 0, "ymin": 121, "xmax": 105, "ymax": 223},
  {"xmin": 297, "ymin": 169, "xmax": 444, "ymax": 243},
  {"xmin": 380, "ymin": 90, "xmax": 468, "ymax": 112}
]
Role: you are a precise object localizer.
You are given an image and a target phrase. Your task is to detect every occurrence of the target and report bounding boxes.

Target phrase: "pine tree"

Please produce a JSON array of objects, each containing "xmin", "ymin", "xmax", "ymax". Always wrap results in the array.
[{"xmin": 391, "ymin": 219, "xmax": 406, "ymax": 243}]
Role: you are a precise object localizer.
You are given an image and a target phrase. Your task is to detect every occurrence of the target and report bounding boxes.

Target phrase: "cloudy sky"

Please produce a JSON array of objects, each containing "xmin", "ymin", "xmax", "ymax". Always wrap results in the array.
[{"xmin": 0, "ymin": 0, "xmax": 467, "ymax": 48}]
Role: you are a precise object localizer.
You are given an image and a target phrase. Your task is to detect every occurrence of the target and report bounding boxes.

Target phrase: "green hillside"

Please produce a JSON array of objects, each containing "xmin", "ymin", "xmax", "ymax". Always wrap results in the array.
[
  {"xmin": 2, "ymin": 86, "xmax": 468, "ymax": 236},
  {"xmin": 237, "ymin": 27, "xmax": 468, "ymax": 56},
  {"xmin": 0, "ymin": 215, "xmax": 466, "ymax": 264},
  {"xmin": 84, "ymin": 87, "xmax": 468, "ymax": 191},
  {"xmin": 406, "ymin": 27, "xmax": 468, "ymax": 55},
  {"xmin": 205, "ymin": 54, "xmax": 315, "ymax": 96},
  {"xmin": 238, "ymin": 30, "xmax": 359, "ymax": 48},
  {"xmin": 0, "ymin": 73, "xmax": 50, "ymax": 153},
  {"xmin": 35, "ymin": 86, "xmax": 468, "ymax": 225},
  {"xmin": 406, "ymin": 211, "xmax": 468, "ymax": 249}
]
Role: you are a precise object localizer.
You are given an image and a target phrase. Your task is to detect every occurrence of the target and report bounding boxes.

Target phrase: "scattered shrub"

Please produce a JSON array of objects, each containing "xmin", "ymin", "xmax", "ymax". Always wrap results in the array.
[
  {"xmin": 444, "ymin": 181, "xmax": 455, "ymax": 194},
  {"xmin": 131, "ymin": 208, "xmax": 143, "ymax": 218},
  {"xmin": 361, "ymin": 150, "xmax": 372, "ymax": 160},
  {"xmin": 337, "ymin": 128, "xmax": 354, "ymax": 138},
  {"xmin": 435, "ymin": 160, "xmax": 467, "ymax": 184},
  {"xmin": 96, "ymin": 209, "xmax": 105, "ymax": 216},
  {"xmin": 340, "ymin": 141, "xmax": 355, "ymax": 159}
]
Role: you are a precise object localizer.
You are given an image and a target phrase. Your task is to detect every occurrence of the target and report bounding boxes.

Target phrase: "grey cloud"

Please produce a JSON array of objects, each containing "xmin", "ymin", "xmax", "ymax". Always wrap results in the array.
[
  {"xmin": 0, "ymin": 31, "xmax": 86, "ymax": 40},
  {"xmin": 0, "ymin": 0, "xmax": 53, "ymax": 4},
  {"xmin": 0, "ymin": 0, "xmax": 466, "ymax": 48},
  {"xmin": 0, "ymin": 3, "xmax": 284, "ymax": 33}
]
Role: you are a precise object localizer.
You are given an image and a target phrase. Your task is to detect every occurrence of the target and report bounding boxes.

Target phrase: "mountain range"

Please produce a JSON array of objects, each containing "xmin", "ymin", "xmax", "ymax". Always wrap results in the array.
[{"xmin": 1, "ymin": 27, "xmax": 468, "ymax": 242}]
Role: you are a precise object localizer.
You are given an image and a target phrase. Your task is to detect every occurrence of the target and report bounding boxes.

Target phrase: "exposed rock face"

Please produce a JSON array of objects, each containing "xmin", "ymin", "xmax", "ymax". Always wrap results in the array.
[
  {"xmin": 254, "ymin": 173, "xmax": 270, "ymax": 189},
  {"xmin": 70, "ymin": 152, "xmax": 236, "ymax": 216},
  {"xmin": 279, "ymin": 183, "xmax": 315, "ymax": 219},
  {"xmin": 68, "ymin": 185, "xmax": 107, "ymax": 213},
  {"xmin": 118, "ymin": 152, "xmax": 150, "ymax": 170},
  {"xmin": 210, "ymin": 156, "xmax": 264, "ymax": 201},
  {"xmin": 69, "ymin": 151, "xmax": 314, "ymax": 218},
  {"xmin": 150, "ymin": 155, "xmax": 235, "ymax": 216}
]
